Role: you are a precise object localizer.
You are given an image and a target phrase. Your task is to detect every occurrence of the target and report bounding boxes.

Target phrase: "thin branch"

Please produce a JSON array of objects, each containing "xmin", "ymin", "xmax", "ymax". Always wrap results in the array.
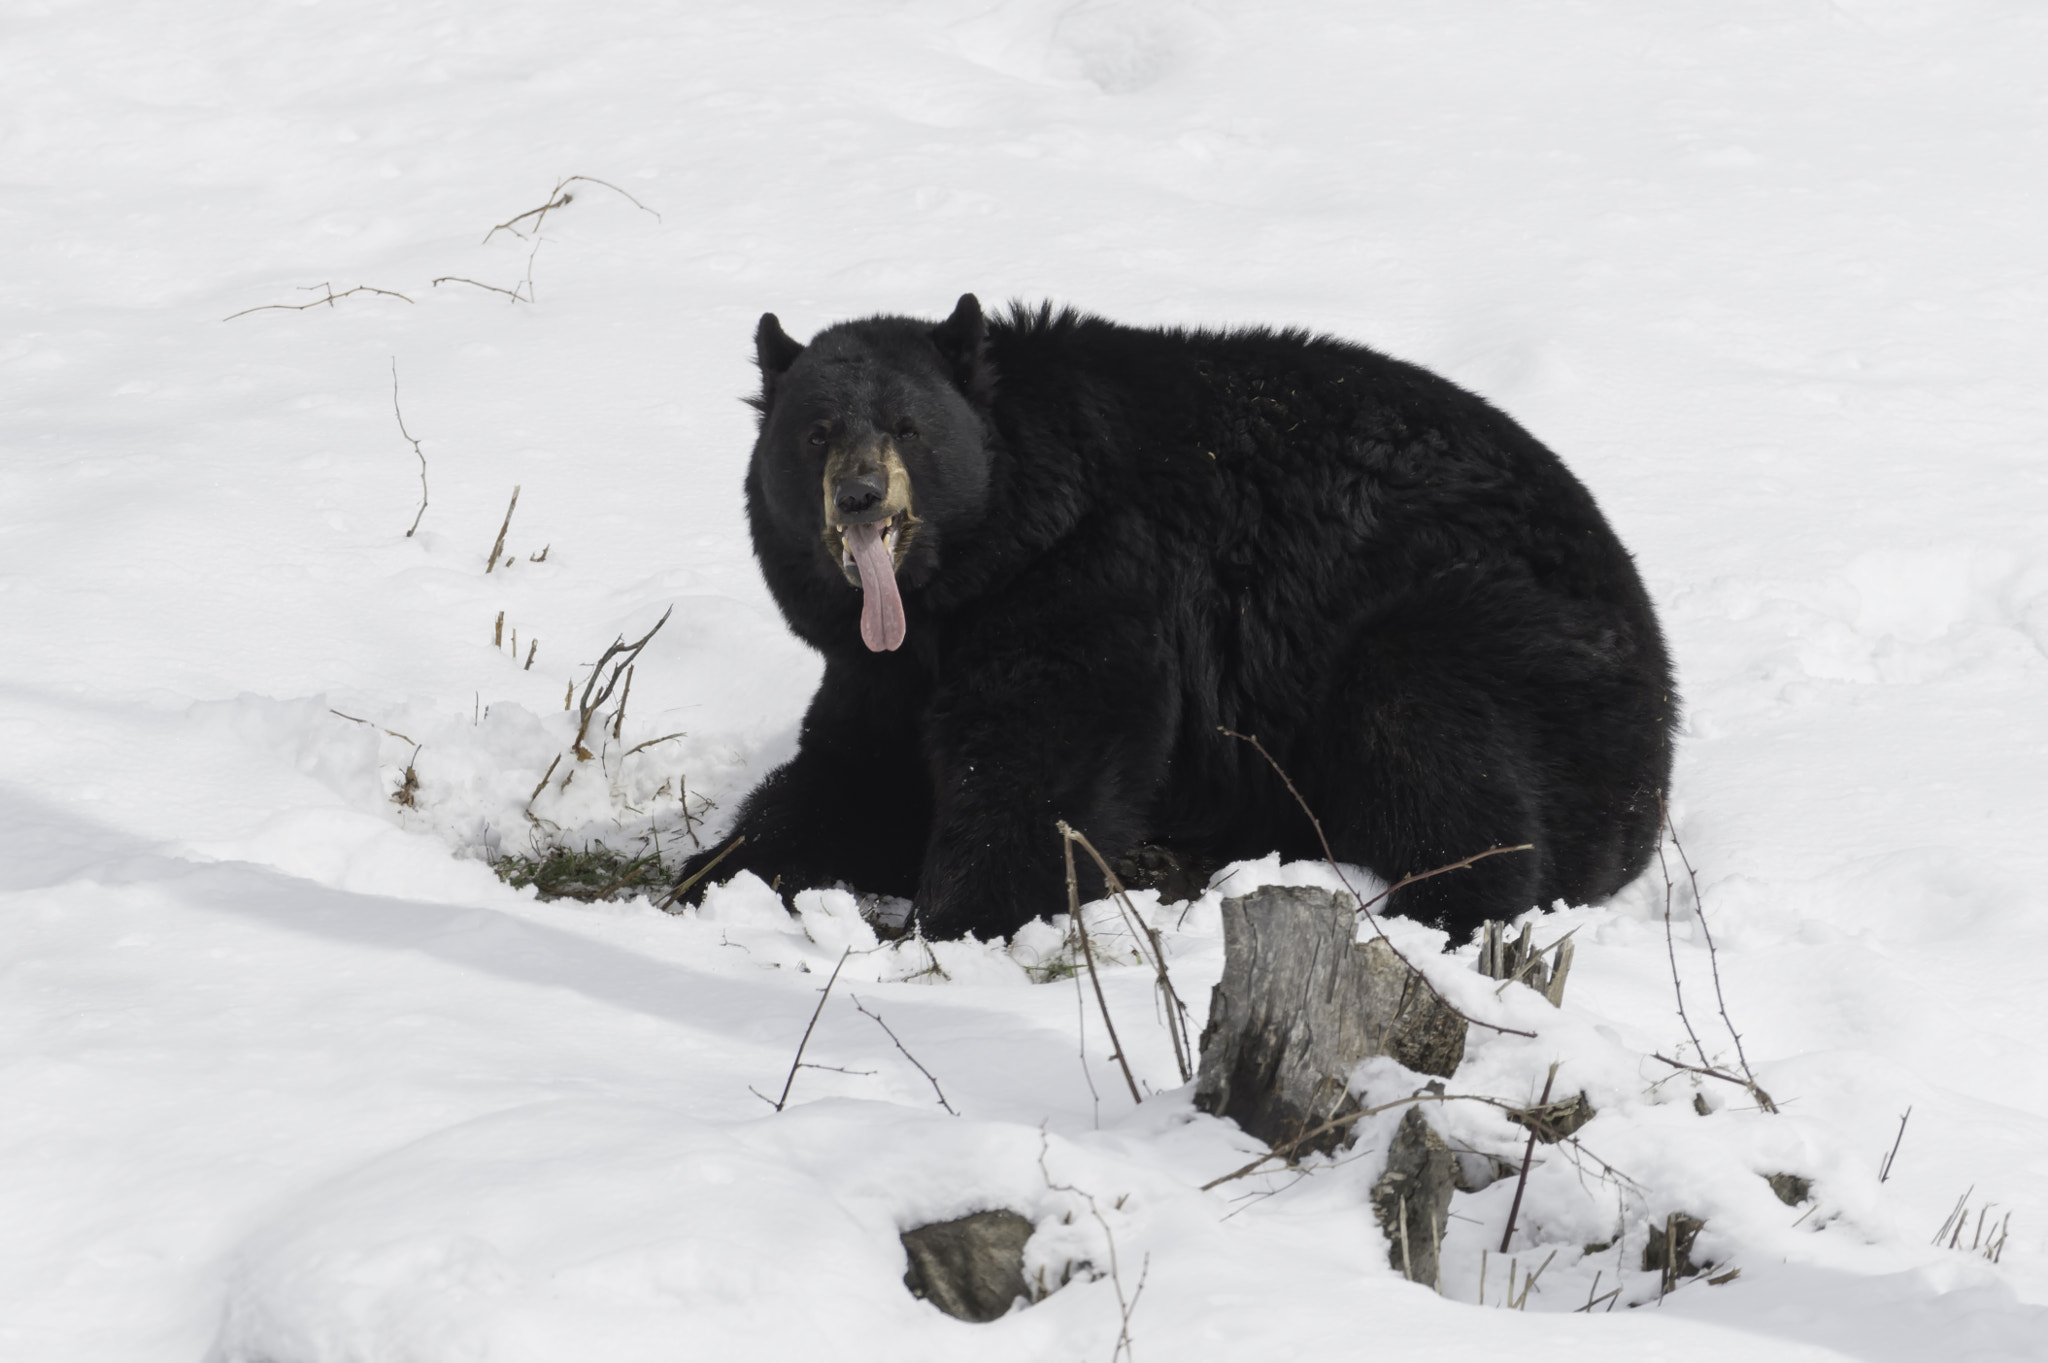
[
  {"xmin": 329, "ymin": 709, "xmax": 416, "ymax": 745},
  {"xmin": 1500, "ymin": 1063, "xmax": 1559, "ymax": 1253},
  {"xmin": 758, "ymin": 948, "xmax": 854, "ymax": 1112},
  {"xmin": 1199, "ymin": 1087, "xmax": 1640, "ymax": 1192},
  {"xmin": 1655, "ymin": 797, "xmax": 1776, "ymax": 1113},
  {"xmin": 572, "ymin": 606, "xmax": 673, "ymax": 759},
  {"xmin": 525, "ymin": 753, "xmax": 562, "ymax": 810},
  {"xmin": 1066, "ymin": 833, "xmax": 1143, "ymax": 1105},
  {"xmin": 623, "ymin": 730, "xmax": 689, "ymax": 758},
  {"xmin": 223, "ymin": 281, "xmax": 414, "ymax": 321},
  {"xmin": 610, "ymin": 665, "xmax": 634, "ymax": 741},
  {"xmin": 389, "ymin": 358, "xmax": 429, "ymax": 536},
  {"xmin": 1666, "ymin": 804, "xmax": 1767, "ymax": 1101},
  {"xmin": 849, "ymin": 994, "xmax": 957, "ymax": 1115},
  {"xmin": 1059, "ymin": 822, "xmax": 1194, "ymax": 1085},
  {"xmin": 432, "ymin": 276, "xmax": 530, "ymax": 302},
  {"xmin": 659, "ymin": 833, "xmax": 745, "ymax": 911},
  {"xmin": 1038, "ymin": 1132, "xmax": 1146, "ymax": 1362},
  {"xmin": 1218, "ymin": 728, "xmax": 1537, "ymax": 1040},
  {"xmin": 1879, "ymin": 1106, "xmax": 1912, "ymax": 1183},
  {"xmin": 482, "ymin": 175, "xmax": 662, "ymax": 244},
  {"xmin": 485, "ymin": 485, "xmax": 521, "ymax": 573}
]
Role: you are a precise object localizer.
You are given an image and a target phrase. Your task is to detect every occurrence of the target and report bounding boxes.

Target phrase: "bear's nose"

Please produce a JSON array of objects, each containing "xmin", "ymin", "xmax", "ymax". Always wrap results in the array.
[{"xmin": 832, "ymin": 471, "xmax": 890, "ymax": 522}]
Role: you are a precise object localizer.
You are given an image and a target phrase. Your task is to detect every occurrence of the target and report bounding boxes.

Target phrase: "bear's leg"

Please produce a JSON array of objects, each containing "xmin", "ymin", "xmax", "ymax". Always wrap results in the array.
[
  {"xmin": 1306, "ymin": 617, "xmax": 1552, "ymax": 943},
  {"xmin": 912, "ymin": 612, "xmax": 1177, "ymax": 940},
  {"xmin": 675, "ymin": 656, "xmax": 931, "ymax": 904}
]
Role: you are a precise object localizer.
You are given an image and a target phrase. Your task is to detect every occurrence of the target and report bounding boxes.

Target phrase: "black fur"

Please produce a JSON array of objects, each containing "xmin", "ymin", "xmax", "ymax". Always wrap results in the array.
[{"xmin": 680, "ymin": 296, "xmax": 1676, "ymax": 942}]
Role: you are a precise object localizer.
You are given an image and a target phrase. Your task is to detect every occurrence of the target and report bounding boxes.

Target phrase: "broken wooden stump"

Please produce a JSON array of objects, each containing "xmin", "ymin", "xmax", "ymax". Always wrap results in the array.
[
  {"xmin": 1370, "ymin": 1107, "xmax": 1459, "ymax": 1288},
  {"xmin": 901, "ymin": 1210, "xmax": 1035, "ymax": 1322},
  {"xmin": 1642, "ymin": 1211, "xmax": 1709, "ymax": 1293},
  {"xmin": 1475, "ymin": 919, "xmax": 1574, "ymax": 1006},
  {"xmin": 1194, "ymin": 884, "xmax": 1468, "ymax": 1156}
]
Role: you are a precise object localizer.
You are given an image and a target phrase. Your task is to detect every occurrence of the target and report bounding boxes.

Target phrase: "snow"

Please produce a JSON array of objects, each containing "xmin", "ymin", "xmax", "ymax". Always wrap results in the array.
[{"xmin": 4, "ymin": 1, "xmax": 2047, "ymax": 1358}]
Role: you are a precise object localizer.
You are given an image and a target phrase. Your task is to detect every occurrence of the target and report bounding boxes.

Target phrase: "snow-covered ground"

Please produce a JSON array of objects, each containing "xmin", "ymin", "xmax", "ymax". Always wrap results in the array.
[{"xmin": 5, "ymin": 1, "xmax": 2047, "ymax": 1358}]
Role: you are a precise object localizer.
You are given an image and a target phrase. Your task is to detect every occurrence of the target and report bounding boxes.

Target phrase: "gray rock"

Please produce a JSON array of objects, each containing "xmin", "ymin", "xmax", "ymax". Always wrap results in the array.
[
  {"xmin": 901, "ymin": 1210, "xmax": 1035, "ymax": 1322},
  {"xmin": 1370, "ymin": 1107, "xmax": 1459, "ymax": 1287},
  {"xmin": 1765, "ymin": 1173, "xmax": 1812, "ymax": 1206}
]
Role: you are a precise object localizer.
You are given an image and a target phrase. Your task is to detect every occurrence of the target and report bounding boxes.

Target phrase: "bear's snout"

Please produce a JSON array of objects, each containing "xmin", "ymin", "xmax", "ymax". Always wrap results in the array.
[{"xmin": 832, "ymin": 471, "xmax": 892, "ymax": 522}]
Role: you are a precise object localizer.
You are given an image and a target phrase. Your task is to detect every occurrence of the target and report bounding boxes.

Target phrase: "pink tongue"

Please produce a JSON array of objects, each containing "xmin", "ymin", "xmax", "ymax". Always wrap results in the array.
[{"xmin": 845, "ymin": 523, "xmax": 906, "ymax": 651}]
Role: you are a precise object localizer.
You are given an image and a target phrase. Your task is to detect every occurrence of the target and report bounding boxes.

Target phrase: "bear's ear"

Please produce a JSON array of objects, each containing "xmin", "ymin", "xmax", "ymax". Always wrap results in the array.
[
  {"xmin": 931, "ymin": 293, "xmax": 996, "ymax": 409},
  {"xmin": 756, "ymin": 312, "xmax": 805, "ymax": 378},
  {"xmin": 751, "ymin": 312, "xmax": 805, "ymax": 414}
]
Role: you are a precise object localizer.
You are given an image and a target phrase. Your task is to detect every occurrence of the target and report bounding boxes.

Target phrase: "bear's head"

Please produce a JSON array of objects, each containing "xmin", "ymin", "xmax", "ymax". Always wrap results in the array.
[{"xmin": 747, "ymin": 294, "xmax": 995, "ymax": 653}]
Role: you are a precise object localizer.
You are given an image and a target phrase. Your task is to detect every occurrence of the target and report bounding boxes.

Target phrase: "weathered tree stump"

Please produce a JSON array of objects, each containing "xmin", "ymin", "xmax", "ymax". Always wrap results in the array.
[
  {"xmin": 1642, "ymin": 1211, "xmax": 1709, "ymax": 1292},
  {"xmin": 901, "ymin": 1210, "xmax": 1035, "ymax": 1322},
  {"xmin": 1194, "ymin": 885, "xmax": 1468, "ymax": 1157},
  {"xmin": 1475, "ymin": 919, "xmax": 1574, "ymax": 1007},
  {"xmin": 1370, "ymin": 1107, "xmax": 1459, "ymax": 1288}
]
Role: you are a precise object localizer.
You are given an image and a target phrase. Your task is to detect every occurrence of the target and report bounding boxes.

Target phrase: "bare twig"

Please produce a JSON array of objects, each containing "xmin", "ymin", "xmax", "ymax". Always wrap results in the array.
[
  {"xmin": 524, "ymin": 639, "xmax": 537, "ymax": 670},
  {"xmin": 1199, "ymin": 1087, "xmax": 1640, "ymax": 1193},
  {"xmin": 623, "ymin": 730, "xmax": 688, "ymax": 758},
  {"xmin": 484, "ymin": 486, "xmax": 521, "ymax": 573},
  {"xmin": 659, "ymin": 833, "xmax": 744, "ymax": 911},
  {"xmin": 849, "ymin": 994, "xmax": 957, "ymax": 1115},
  {"xmin": 1671, "ymin": 820, "xmax": 1765, "ymax": 1097},
  {"xmin": 224, "ymin": 281, "xmax": 414, "ymax": 322},
  {"xmin": 432, "ymin": 275, "xmax": 530, "ymax": 303},
  {"xmin": 1657, "ymin": 799, "xmax": 1775, "ymax": 1112},
  {"xmin": 1219, "ymin": 728, "xmax": 1537, "ymax": 1040},
  {"xmin": 482, "ymin": 174, "xmax": 662, "ymax": 244},
  {"xmin": 1066, "ymin": 834, "xmax": 1143, "ymax": 1105},
  {"xmin": 1058, "ymin": 822, "xmax": 1194, "ymax": 1085},
  {"xmin": 386, "ymin": 358, "xmax": 430, "ymax": 536},
  {"xmin": 329, "ymin": 709, "xmax": 416, "ymax": 744},
  {"xmin": 570, "ymin": 606, "xmax": 672, "ymax": 759},
  {"xmin": 1879, "ymin": 1106, "xmax": 1911, "ymax": 1182},
  {"xmin": 1501, "ymin": 1063, "xmax": 1559, "ymax": 1253},
  {"xmin": 755, "ymin": 948, "xmax": 854, "ymax": 1112},
  {"xmin": 611, "ymin": 665, "xmax": 634, "ymax": 741},
  {"xmin": 525, "ymin": 753, "xmax": 562, "ymax": 810},
  {"xmin": 1038, "ymin": 1132, "xmax": 1147, "ymax": 1362}
]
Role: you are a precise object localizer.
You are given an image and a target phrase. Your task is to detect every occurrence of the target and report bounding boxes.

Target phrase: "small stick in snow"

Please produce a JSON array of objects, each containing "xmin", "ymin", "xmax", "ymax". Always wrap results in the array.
[
  {"xmin": 482, "ymin": 174, "xmax": 662, "ymax": 244},
  {"xmin": 622, "ymin": 730, "xmax": 688, "ymax": 759},
  {"xmin": 223, "ymin": 281, "xmax": 414, "ymax": 322},
  {"xmin": 328, "ymin": 709, "xmax": 416, "ymax": 744},
  {"xmin": 432, "ymin": 275, "xmax": 529, "ymax": 303},
  {"xmin": 524, "ymin": 639, "xmax": 537, "ymax": 671},
  {"xmin": 1059, "ymin": 821, "xmax": 1194, "ymax": 1085},
  {"xmin": 525, "ymin": 753, "xmax": 562, "ymax": 810},
  {"xmin": 494, "ymin": 611, "xmax": 504, "ymax": 647},
  {"xmin": 571, "ymin": 607, "xmax": 673, "ymax": 760},
  {"xmin": 1665, "ymin": 803, "xmax": 1769, "ymax": 1103},
  {"xmin": 1656, "ymin": 798, "xmax": 1776, "ymax": 1112},
  {"xmin": 752, "ymin": 947, "xmax": 854, "ymax": 1112},
  {"xmin": 1879, "ymin": 1106, "xmax": 1912, "ymax": 1182},
  {"xmin": 485, "ymin": 486, "xmax": 521, "ymax": 572},
  {"xmin": 659, "ymin": 833, "xmax": 743, "ymax": 911},
  {"xmin": 388, "ymin": 358, "xmax": 430, "ymax": 536},
  {"xmin": 849, "ymin": 994, "xmax": 957, "ymax": 1115},
  {"xmin": 1499, "ymin": 1062, "xmax": 1559, "ymax": 1253},
  {"xmin": 1066, "ymin": 833, "xmax": 1142, "ymax": 1105},
  {"xmin": 611, "ymin": 665, "xmax": 634, "ymax": 741},
  {"xmin": 1218, "ymin": 728, "xmax": 1536, "ymax": 1040},
  {"xmin": 1037, "ymin": 1132, "xmax": 1147, "ymax": 1362}
]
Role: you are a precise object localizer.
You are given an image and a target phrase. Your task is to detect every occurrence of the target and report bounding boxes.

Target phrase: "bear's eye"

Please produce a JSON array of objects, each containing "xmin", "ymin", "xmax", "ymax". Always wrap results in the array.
[
  {"xmin": 806, "ymin": 425, "xmax": 830, "ymax": 449},
  {"xmin": 895, "ymin": 421, "xmax": 919, "ymax": 442}
]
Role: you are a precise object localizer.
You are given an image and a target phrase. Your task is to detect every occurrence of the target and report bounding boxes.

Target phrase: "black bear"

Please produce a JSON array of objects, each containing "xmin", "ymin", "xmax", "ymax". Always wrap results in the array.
[{"xmin": 678, "ymin": 296, "xmax": 1674, "ymax": 942}]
